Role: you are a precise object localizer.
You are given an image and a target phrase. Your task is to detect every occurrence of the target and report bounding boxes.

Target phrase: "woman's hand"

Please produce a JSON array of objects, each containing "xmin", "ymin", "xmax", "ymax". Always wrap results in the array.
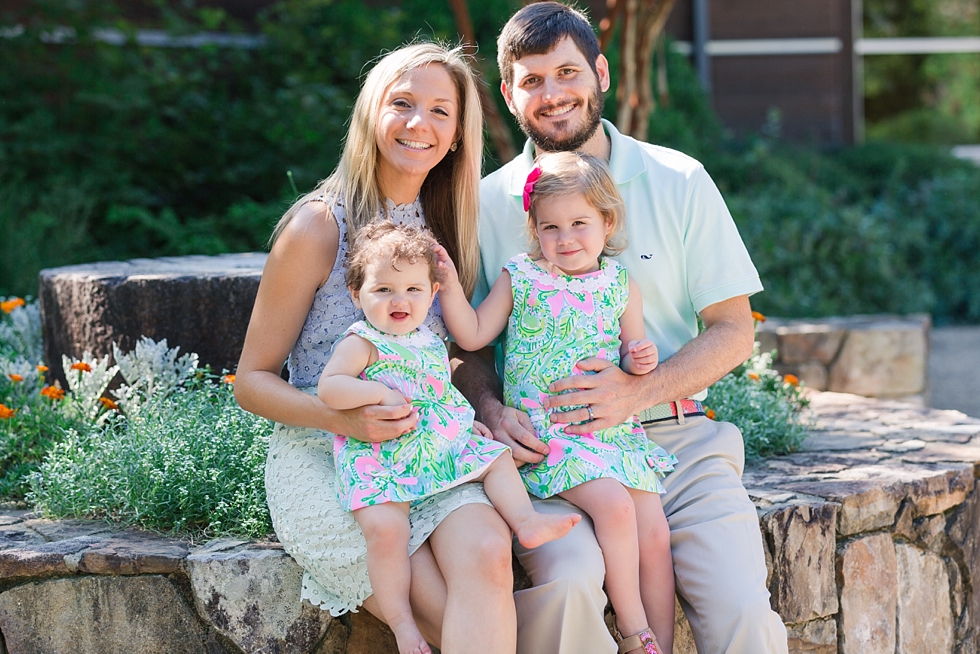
[{"xmin": 336, "ymin": 402, "xmax": 418, "ymax": 442}]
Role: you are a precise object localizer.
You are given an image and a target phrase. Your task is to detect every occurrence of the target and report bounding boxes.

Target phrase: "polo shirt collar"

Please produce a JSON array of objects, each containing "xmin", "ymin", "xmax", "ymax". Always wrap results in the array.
[{"xmin": 505, "ymin": 119, "xmax": 648, "ymax": 196}]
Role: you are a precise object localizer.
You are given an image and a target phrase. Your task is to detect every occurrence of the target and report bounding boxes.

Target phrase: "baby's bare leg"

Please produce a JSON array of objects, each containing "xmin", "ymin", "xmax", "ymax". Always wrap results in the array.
[
  {"xmin": 353, "ymin": 502, "xmax": 431, "ymax": 654},
  {"xmin": 560, "ymin": 479, "xmax": 649, "ymax": 638},
  {"xmin": 476, "ymin": 451, "xmax": 580, "ymax": 549},
  {"xmin": 629, "ymin": 487, "xmax": 675, "ymax": 654}
]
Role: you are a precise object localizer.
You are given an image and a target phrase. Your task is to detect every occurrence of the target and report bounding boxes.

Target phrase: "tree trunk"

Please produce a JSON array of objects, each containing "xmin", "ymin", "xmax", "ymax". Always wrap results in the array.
[
  {"xmin": 447, "ymin": 0, "xmax": 518, "ymax": 163},
  {"xmin": 607, "ymin": 0, "xmax": 677, "ymax": 140}
]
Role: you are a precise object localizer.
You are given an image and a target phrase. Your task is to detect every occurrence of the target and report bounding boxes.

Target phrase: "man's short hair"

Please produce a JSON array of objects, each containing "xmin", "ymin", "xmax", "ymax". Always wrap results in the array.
[{"xmin": 496, "ymin": 2, "xmax": 601, "ymax": 89}]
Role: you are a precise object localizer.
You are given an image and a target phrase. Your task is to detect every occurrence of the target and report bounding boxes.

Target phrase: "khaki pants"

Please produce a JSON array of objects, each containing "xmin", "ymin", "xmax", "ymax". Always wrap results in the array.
[{"xmin": 513, "ymin": 416, "xmax": 788, "ymax": 654}]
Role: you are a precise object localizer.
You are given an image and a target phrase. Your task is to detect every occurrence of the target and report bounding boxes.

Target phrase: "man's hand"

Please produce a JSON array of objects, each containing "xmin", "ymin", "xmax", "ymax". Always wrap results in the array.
[
  {"xmin": 480, "ymin": 398, "xmax": 547, "ymax": 465},
  {"xmin": 545, "ymin": 357, "xmax": 649, "ymax": 435}
]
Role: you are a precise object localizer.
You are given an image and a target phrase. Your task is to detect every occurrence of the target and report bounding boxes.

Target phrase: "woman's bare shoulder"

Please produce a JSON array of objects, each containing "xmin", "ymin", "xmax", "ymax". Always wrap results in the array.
[{"xmin": 270, "ymin": 201, "xmax": 341, "ymax": 287}]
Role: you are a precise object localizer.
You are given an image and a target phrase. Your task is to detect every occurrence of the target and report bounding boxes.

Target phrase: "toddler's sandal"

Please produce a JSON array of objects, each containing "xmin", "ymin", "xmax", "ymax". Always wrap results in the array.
[{"xmin": 617, "ymin": 627, "xmax": 663, "ymax": 654}]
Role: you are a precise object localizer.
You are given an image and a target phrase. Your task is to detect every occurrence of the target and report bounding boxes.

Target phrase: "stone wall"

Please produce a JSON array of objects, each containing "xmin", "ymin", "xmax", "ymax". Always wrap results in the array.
[
  {"xmin": 756, "ymin": 314, "xmax": 930, "ymax": 402},
  {"xmin": 2, "ymin": 392, "xmax": 979, "ymax": 653}
]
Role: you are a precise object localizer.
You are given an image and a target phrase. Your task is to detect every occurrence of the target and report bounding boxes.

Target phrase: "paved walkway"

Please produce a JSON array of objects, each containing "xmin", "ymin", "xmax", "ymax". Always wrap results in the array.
[{"xmin": 929, "ymin": 326, "xmax": 980, "ymax": 418}]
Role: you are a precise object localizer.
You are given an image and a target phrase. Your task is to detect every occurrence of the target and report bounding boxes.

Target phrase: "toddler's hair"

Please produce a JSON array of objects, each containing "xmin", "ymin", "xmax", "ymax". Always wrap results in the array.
[
  {"xmin": 525, "ymin": 152, "xmax": 627, "ymax": 258},
  {"xmin": 346, "ymin": 221, "xmax": 439, "ymax": 290}
]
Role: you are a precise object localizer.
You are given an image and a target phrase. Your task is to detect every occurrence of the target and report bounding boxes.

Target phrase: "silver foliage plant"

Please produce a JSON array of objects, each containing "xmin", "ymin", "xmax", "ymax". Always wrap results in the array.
[
  {"xmin": 0, "ymin": 297, "xmax": 43, "ymax": 366},
  {"xmin": 112, "ymin": 337, "xmax": 199, "ymax": 414},
  {"xmin": 60, "ymin": 352, "xmax": 118, "ymax": 422}
]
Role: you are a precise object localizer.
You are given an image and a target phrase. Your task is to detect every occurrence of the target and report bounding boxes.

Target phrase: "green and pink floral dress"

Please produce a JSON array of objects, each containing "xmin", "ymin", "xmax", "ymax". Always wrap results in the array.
[
  {"xmin": 334, "ymin": 321, "xmax": 508, "ymax": 511},
  {"xmin": 503, "ymin": 254, "xmax": 677, "ymax": 499}
]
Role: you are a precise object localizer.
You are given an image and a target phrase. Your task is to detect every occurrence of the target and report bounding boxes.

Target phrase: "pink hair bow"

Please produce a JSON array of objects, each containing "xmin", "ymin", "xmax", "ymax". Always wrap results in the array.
[{"xmin": 523, "ymin": 166, "xmax": 542, "ymax": 212}]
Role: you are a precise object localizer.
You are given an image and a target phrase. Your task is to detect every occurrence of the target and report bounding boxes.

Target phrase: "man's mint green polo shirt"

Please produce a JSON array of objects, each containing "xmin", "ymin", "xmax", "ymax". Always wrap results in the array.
[{"xmin": 476, "ymin": 120, "xmax": 763, "ymax": 400}]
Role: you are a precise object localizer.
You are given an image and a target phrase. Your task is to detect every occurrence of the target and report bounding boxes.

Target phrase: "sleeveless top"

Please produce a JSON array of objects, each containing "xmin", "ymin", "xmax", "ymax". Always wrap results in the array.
[
  {"xmin": 286, "ymin": 196, "xmax": 448, "ymax": 388},
  {"xmin": 502, "ymin": 253, "xmax": 677, "ymax": 498},
  {"xmin": 332, "ymin": 321, "xmax": 508, "ymax": 511}
]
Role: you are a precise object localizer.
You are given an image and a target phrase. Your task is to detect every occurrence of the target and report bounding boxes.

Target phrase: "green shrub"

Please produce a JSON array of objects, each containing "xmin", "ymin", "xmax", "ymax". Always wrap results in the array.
[
  {"xmin": 20, "ymin": 336, "xmax": 274, "ymax": 538},
  {"xmin": 29, "ymin": 378, "xmax": 273, "ymax": 538},
  {"xmin": 706, "ymin": 343, "xmax": 811, "ymax": 459}
]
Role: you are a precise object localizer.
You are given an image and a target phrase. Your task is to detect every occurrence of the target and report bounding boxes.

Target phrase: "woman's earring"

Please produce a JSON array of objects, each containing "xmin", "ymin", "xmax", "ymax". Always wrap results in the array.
[{"xmin": 450, "ymin": 142, "xmax": 458, "ymax": 152}]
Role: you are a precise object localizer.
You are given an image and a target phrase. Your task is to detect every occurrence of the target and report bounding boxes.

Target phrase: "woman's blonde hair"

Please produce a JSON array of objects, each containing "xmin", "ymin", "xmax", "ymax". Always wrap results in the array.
[
  {"xmin": 271, "ymin": 42, "xmax": 483, "ymax": 297},
  {"xmin": 525, "ymin": 152, "xmax": 627, "ymax": 259}
]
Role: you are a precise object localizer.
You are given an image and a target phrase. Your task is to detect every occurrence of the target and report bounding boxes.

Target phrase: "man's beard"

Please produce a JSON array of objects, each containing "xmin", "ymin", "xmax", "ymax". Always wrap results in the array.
[{"xmin": 516, "ymin": 83, "xmax": 604, "ymax": 152}]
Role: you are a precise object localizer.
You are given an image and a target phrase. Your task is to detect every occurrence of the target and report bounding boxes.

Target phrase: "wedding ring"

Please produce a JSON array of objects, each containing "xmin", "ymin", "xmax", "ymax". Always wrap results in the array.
[{"xmin": 587, "ymin": 405, "xmax": 595, "ymax": 422}]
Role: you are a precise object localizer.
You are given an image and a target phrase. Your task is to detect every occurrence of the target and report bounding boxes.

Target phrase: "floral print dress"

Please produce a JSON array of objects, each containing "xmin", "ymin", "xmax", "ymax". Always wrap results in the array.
[
  {"xmin": 333, "ymin": 320, "xmax": 509, "ymax": 511},
  {"xmin": 503, "ymin": 254, "xmax": 677, "ymax": 499}
]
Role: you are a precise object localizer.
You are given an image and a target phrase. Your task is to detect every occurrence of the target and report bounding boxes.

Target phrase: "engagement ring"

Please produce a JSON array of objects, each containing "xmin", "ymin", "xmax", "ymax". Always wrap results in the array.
[{"xmin": 587, "ymin": 405, "xmax": 595, "ymax": 422}]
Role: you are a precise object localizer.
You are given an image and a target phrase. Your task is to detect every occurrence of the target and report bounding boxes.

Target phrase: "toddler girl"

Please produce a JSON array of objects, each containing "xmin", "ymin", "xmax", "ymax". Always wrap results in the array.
[
  {"xmin": 435, "ymin": 152, "xmax": 678, "ymax": 654},
  {"xmin": 317, "ymin": 221, "xmax": 579, "ymax": 654}
]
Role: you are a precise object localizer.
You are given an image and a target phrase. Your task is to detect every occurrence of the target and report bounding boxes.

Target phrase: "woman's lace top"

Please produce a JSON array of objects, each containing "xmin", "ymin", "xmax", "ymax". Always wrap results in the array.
[{"xmin": 286, "ymin": 196, "xmax": 448, "ymax": 388}]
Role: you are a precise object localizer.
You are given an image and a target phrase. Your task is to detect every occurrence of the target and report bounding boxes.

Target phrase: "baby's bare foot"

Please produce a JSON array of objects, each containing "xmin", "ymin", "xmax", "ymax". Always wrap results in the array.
[
  {"xmin": 516, "ymin": 512, "xmax": 581, "ymax": 549},
  {"xmin": 390, "ymin": 620, "xmax": 432, "ymax": 654}
]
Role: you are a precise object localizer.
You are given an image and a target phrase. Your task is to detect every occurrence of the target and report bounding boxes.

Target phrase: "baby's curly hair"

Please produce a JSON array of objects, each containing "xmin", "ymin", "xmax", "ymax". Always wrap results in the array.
[{"xmin": 345, "ymin": 221, "xmax": 439, "ymax": 291}]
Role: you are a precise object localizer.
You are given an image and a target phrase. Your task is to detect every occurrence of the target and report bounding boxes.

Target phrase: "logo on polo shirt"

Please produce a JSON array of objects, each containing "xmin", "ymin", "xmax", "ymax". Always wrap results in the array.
[{"xmin": 640, "ymin": 254, "xmax": 653, "ymax": 259}]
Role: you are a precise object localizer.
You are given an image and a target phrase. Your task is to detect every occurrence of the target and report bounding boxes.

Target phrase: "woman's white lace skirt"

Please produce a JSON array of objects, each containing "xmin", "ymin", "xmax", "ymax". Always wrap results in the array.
[{"xmin": 265, "ymin": 415, "xmax": 493, "ymax": 615}]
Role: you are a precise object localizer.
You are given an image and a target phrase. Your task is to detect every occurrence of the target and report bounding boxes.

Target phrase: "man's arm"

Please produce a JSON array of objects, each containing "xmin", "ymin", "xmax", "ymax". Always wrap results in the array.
[
  {"xmin": 546, "ymin": 295, "xmax": 756, "ymax": 434},
  {"xmin": 451, "ymin": 346, "xmax": 549, "ymax": 464}
]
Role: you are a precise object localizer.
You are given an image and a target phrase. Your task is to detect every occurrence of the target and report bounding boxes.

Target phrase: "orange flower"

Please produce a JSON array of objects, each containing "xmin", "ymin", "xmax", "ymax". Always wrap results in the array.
[
  {"xmin": 70, "ymin": 362, "xmax": 92, "ymax": 373},
  {"xmin": 99, "ymin": 397, "xmax": 119, "ymax": 411},
  {"xmin": 0, "ymin": 297, "xmax": 25, "ymax": 314},
  {"xmin": 748, "ymin": 372, "xmax": 760, "ymax": 381},
  {"xmin": 705, "ymin": 408, "xmax": 717, "ymax": 420},
  {"xmin": 784, "ymin": 374, "xmax": 800, "ymax": 387},
  {"xmin": 222, "ymin": 374, "xmax": 236, "ymax": 385},
  {"xmin": 751, "ymin": 311, "xmax": 766, "ymax": 323},
  {"xmin": 36, "ymin": 365, "xmax": 49, "ymax": 373},
  {"xmin": 40, "ymin": 385, "xmax": 65, "ymax": 400},
  {"xmin": 8, "ymin": 373, "xmax": 23, "ymax": 383},
  {"xmin": 0, "ymin": 403, "xmax": 16, "ymax": 419}
]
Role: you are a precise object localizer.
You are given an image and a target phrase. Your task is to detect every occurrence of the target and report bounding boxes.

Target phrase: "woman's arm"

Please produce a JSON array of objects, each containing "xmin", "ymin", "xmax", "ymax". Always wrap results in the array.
[
  {"xmin": 618, "ymin": 276, "xmax": 658, "ymax": 375},
  {"xmin": 433, "ymin": 244, "xmax": 512, "ymax": 351},
  {"xmin": 317, "ymin": 335, "xmax": 407, "ymax": 409},
  {"xmin": 234, "ymin": 203, "xmax": 415, "ymax": 440}
]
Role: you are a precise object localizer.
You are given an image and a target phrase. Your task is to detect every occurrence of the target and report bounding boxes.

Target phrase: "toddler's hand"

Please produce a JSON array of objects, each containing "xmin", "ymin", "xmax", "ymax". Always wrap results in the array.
[
  {"xmin": 626, "ymin": 339, "xmax": 658, "ymax": 374},
  {"xmin": 379, "ymin": 388, "xmax": 410, "ymax": 407},
  {"xmin": 431, "ymin": 242, "xmax": 461, "ymax": 290}
]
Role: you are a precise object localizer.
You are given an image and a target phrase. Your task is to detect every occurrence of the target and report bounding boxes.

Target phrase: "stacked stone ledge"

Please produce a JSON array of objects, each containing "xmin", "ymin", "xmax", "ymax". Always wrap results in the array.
[
  {"xmin": 756, "ymin": 314, "xmax": 931, "ymax": 403},
  {"xmin": 19, "ymin": 255, "xmax": 977, "ymax": 652},
  {"xmin": 3, "ymin": 392, "xmax": 979, "ymax": 653}
]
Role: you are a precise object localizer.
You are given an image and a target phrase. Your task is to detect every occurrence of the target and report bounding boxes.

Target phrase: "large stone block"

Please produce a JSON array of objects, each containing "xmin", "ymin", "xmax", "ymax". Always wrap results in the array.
[
  {"xmin": 39, "ymin": 253, "xmax": 266, "ymax": 383},
  {"xmin": 762, "ymin": 501, "xmax": 838, "ymax": 623},
  {"xmin": 947, "ymin": 487, "xmax": 980, "ymax": 650},
  {"xmin": 186, "ymin": 544, "xmax": 333, "ymax": 654},
  {"xmin": 838, "ymin": 533, "xmax": 896, "ymax": 654},
  {"xmin": 781, "ymin": 478, "xmax": 903, "ymax": 536},
  {"xmin": 787, "ymin": 617, "xmax": 837, "ymax": 654},
  {"xmin": 827, "ymin": 316, "xmax": 929, "ymax": 397},
  {"xmin": 0, "ymin": 576, "xmax": 208, "ymax": 654},
  {"xmin": 896, "ymin": 543, "xmax": 952, "ymax": 654}
]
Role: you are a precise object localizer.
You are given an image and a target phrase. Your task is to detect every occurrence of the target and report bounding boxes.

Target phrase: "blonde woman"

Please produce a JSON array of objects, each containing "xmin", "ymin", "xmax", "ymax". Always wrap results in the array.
[{"xmin": 235, "ymin": 43, "xmax": 516, "ymax": 653}]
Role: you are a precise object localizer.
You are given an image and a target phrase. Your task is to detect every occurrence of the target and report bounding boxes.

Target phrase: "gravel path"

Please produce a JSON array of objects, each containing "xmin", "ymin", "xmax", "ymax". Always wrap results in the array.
[{"xmin": 929, "ymin": 326, "xmax": 980, "ymax": 418}]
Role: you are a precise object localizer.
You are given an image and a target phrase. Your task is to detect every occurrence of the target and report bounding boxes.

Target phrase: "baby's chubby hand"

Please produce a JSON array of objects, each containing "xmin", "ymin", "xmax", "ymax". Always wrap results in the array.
[
  {"xmin": 379, "ymin": 388, "xmax": 411, "ymax": 407},
  {"xmin": 626, "ymin": 339, "xmax": 659, "ymax": 374},
  {"xmin": 431, "ymin": 242, "xmax": 462, "ymax": 291}
]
